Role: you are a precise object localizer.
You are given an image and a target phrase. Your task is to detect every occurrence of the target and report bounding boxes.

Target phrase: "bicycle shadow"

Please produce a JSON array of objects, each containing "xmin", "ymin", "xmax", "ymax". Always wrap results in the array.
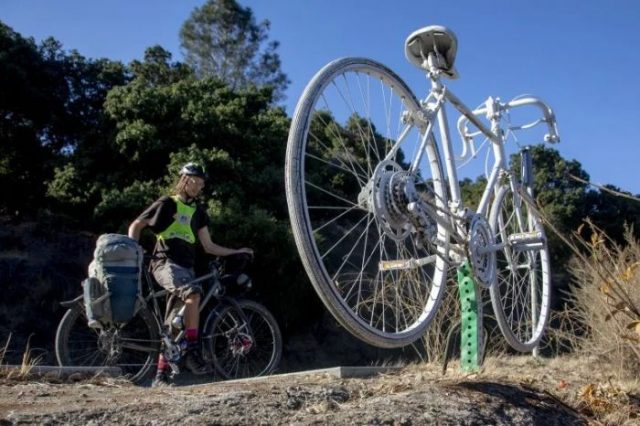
[{"xmin": 449, "ymin": 381, "xmax": 586, "ymax": 425}]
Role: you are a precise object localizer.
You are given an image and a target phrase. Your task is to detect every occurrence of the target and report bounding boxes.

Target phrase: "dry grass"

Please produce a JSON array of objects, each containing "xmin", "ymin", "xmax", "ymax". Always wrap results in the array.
[
  {"xmin": 0, "ymin": 333, "xmax": 44, "ymax": 381},
  {"xmin": 502, "ymin": 219, "xmax": 640, "ymax": 424},
  {"xmin": 0, "ymin": 334, "xmax": 124, "ymax": 385},
  {"xmin": 420, "ymin": 277, "xmax": 461, "ymax": 363},
  {"xmin": 564, "ymin": 222, "xmax": 640, "ymax": 378},
  {"xmin": 0, "ymin": 333, "xmax": 9, "ymax": 366},
  {"xmin": 407, "ymin": 354, "xmax": 639, "ymax": 425},
  {"xmin": 482, "ymin": 354, "xmax": 640, "ymax": 425},
  {"xmin": 510, "ymin": 219, "xmax": 640, "ymax": 424}
]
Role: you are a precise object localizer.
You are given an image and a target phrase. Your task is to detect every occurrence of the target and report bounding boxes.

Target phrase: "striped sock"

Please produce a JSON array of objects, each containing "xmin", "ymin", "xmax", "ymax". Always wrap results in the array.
[{"xmin": 156, "ymin": 354, "xmax": 169, "ymax": 374}]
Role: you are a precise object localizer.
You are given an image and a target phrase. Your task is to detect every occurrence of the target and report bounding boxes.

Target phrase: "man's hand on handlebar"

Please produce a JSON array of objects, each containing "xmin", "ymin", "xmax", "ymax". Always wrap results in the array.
[{"xmin": 233, "ymin": 248, "xmax": 254, "ymax": 259}]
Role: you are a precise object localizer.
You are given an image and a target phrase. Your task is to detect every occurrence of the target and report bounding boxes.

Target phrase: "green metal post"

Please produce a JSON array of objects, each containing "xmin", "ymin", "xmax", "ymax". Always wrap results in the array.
[{"xmin": 457, "ymin": 260, "xmax": 483, "ymax": 372}]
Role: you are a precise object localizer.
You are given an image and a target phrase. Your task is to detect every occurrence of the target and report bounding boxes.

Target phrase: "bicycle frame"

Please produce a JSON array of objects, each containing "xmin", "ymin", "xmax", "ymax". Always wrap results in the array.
[
  {"xmin": 141, "ymin": 265, "xmax": 252, "ymax": 366},
  {"xmin": 140, "ymin": 260, "xmax": 251, "ymax": 337},
  {"xmin": 387, "ymin": 54, "xmax": 559, "ymax": 254}
]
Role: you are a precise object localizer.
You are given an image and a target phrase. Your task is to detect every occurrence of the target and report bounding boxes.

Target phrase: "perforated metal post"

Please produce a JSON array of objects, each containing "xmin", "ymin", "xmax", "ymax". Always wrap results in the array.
[{"xmin": 457, "ymin": 260, "xmax": 483, "ymax": 372}]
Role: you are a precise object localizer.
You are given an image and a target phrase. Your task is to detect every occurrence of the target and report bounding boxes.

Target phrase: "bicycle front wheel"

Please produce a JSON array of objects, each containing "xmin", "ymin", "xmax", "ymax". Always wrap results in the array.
[
  {"xmin": 55, "ymin": 304, "xmax": 160, "ymax": 383},
  {"xmin": 202, "ymin": 300, "xmax": 282, "ymax": 380},
  {"xmin": 285, "ymin": 57, "xmax": 449, "ymax": 348},
  {"xmin": 489, "ymin": 185, "xmax": 551, "ymax": 351}
]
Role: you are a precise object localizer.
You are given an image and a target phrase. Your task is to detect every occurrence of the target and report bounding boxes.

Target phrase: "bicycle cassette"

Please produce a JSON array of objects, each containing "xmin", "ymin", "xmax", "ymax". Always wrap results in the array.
[{"xmin": 370, "ymin": 160, "xmax": 415, "ymax": 241}]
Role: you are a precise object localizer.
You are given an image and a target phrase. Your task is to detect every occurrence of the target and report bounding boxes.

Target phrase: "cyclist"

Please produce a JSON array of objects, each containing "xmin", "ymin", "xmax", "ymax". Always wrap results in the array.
[{"xmin": 128, "ymin": 162, "xmax": 253, "ymax": 386}]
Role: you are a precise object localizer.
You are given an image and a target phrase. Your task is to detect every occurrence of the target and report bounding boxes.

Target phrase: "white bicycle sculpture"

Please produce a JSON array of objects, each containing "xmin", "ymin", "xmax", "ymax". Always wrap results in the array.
[{"xmin": 285, "ymin": 26, "xmax": 559, "ymax": 351}]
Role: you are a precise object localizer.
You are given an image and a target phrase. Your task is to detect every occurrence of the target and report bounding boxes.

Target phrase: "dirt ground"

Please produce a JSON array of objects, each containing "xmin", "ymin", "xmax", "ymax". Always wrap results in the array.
[{"xmin": 0, "ymin": 355, "xmax": 638, "ymax": 425}]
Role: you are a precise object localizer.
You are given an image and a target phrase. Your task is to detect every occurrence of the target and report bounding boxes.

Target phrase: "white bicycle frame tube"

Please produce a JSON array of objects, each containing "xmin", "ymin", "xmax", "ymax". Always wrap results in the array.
[
  {"xmin": 407, "ymin": 78, "xmax": 558, "ymax": 227},
  {"xmin": 407, "ymin": 81, "xmax": 506, "ymax": 223}
]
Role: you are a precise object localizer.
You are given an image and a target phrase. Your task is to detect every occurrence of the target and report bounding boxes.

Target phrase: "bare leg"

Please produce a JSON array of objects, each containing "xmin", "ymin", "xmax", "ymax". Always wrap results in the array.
[
  {"xmin": 182, "ymin": 292, "xmax": 210, "ymax": 374},
  {"xmin": 184, "ymin": 293, "xmax": 200, "ymax": 329}
]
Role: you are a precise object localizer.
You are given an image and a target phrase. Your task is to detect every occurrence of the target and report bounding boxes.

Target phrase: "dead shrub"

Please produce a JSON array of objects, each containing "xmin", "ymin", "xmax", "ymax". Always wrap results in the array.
[
  {"xmin": 0, "ymin": 333, "xmax": 44, "ymax": 381},
  {"xmin": 564, "ymin": 222, "xmax": 640, "ymax": 378}
]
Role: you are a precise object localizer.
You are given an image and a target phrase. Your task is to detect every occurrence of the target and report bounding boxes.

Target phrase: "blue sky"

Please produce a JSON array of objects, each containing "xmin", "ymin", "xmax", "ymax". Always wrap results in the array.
[{"xmin": 3, "ymin": 0, "xmax": 640, "ymax": 194}]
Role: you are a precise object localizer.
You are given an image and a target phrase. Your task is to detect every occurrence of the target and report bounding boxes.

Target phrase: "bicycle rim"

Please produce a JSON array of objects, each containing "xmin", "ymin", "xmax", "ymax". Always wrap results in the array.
[
  {"xmin": 285, "ymin": 57, "xmax": 448, "ymax": 348},
  {"xmin": 489, "ymin": 186, "xmax": 551, "ymax": 351},
  {"xmin": 203, "ymin": 300, "xmax": 282, "ymax": 380},
  {"xmin": 55, "ymin": 305, "xmax": 160, "ymax": 383}
]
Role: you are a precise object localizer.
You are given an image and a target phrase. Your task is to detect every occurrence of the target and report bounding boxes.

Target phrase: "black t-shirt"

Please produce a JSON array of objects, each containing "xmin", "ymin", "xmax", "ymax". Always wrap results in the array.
[{"xmin": 136, "ymin": 195, "xmax": 210, "ymax": 268}]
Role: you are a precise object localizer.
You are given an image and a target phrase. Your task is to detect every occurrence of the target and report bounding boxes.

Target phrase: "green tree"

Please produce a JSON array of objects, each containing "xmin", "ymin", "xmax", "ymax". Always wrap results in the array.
[
  {"xmin": 0, "ymin": 23, "xmax": 61, "ymax": 217},
  {"xmin": 40, "ymin": 46, "xmax": 128, "ymax": 222},
  {"xmin": 460, "ymin": 176, "xmax": 487, "ymax": 210},
  {"xmin": 585, "ymin": 185, "xmax": 640, "ymax": 243},
  {"xmin": 527, "ymin": 145, "xmax": 591, "ymax": 236},
  {"xmin": 179, "ymin": 0, "xmax": 289, "ymax": 101},
  {"xmin": 128, "ymin": 45, "xmax": 193, "ymax": 86},
  {"xmin": 101, "ymin": 66, "xmax": 291, "ymax": 220},
  {"xmin": 0, "ymin": 23, "xmax": 127, "ymax": 219}
]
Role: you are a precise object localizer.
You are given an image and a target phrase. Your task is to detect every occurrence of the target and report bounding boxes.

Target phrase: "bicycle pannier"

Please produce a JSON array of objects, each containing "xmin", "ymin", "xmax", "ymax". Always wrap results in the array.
[
  {"xmin": 85, "ymin": 234, "xmax": 143, "ymax": 325},
  {"xmin": 82, "ymin": 276, "xmax": 111, "ymax": 328}
]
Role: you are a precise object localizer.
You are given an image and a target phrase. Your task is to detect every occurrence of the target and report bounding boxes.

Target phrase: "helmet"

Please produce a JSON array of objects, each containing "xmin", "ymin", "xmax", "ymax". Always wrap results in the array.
[{"xmin": 179, "ymin": 162, "xmax": 207, "ymax": 179}]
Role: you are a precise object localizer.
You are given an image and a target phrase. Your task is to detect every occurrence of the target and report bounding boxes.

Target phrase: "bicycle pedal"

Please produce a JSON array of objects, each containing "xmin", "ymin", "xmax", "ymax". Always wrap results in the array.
[
  {"xmin": 169, "ymin": 363, "xmax": 180, "ymax": 377},
  {"xmin": 508, "ymin": 231, "xmax": 545, "ymax": 251}
]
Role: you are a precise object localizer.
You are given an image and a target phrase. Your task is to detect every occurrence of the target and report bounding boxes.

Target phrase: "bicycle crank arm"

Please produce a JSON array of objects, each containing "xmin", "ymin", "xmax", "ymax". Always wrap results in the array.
[
  {"xmin": 379, "ymin": 255, "xmax": 438, "ymax": 271},
  {"xmin": 120, "ymin": 341, "xmax": 158, "ymax": 353}
]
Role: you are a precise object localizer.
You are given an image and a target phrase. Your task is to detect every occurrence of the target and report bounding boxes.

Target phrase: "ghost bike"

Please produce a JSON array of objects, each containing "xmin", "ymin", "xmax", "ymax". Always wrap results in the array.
[{"xmin": 285, "ymin": 25, "xmax": 559, "ymax": 351}]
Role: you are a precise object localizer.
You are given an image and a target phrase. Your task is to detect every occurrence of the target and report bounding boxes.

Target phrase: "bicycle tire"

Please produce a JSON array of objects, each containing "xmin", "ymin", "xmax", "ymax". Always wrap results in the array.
[
  {"xmin": 489, "ymin": 185, "xmax": 551, "ymax": 351},
  {"xmin": 55, "ymin": 304, "xmax": 160, "ymax": 384},
  {"xmin": 202, "ymin": 299, "xmax": 282, "ymax": 380},
  {"xmin": 285, "ymin": 57, "xmax": 449, "ymax": 348}
]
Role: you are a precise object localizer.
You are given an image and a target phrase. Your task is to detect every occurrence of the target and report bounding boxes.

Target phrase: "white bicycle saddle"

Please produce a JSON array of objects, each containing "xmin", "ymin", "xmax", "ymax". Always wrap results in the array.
[{"xmin": 405, "ymin": 25, "xmax": 459, "ymax": 79}]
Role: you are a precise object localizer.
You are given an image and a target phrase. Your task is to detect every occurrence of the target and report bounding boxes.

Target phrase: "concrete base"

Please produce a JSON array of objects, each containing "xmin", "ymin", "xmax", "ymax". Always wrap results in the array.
[{"xmin": 216, "ymin": 365, "xmax": 401, "ymax": 385}]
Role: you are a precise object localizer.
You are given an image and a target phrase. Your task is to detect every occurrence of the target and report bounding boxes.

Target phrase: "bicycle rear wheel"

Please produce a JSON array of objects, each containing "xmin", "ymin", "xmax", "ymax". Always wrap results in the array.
[
  {"xmin": 55, "ymin": 304, "xmax": 160, "ymax": 383},
  {"xmin": 202, "ymin": 300, "xmax": 282, "ymax": 380},
  {"xmin": 286, "ymin": 57, "xmax": 449, "ymax": 348},
  {"xmin": 489, "ymin": 185, "xmax": 551, "ymax": 351}
]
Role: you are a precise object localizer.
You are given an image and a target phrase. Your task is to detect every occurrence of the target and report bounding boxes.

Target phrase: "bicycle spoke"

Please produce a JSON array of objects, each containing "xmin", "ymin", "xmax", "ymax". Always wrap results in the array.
[
  {"xmin": 312, "ymin": 204, "xmax": 363, "ymax": 234},
  {"xmin": 304, "ymin": 179, "xmax": 361, "ymax": 210},
  {"xmin": 339, "ymin": 73, "xmax": 380, "ymax": 175},
  {"xmin": 331, "ymin": 214, "xmax": 376, "ymax": 284},
  {"xmin": 355, "ymin": 72, "xmax": 383, "ymax": 172},
  {"xmin": 207, "ymin": 302, "xmax": 280, "ymax": 379},
  {"xmin": 307, "ymin": 125, "xmax": 369, "ymax": 185},
  {"xmin": 319, "ymin": 213, "xmax": 370, "ymax": 260},
  {"xmin": 305, "ymin": 148, "xmax": 368, "ymax": 184},
  {"xmin": 318, "ymin": 92, "xmax": 370, "ymax": 182}
]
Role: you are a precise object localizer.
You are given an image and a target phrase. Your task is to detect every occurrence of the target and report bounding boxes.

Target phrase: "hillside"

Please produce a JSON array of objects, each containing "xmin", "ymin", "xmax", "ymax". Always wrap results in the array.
[{"xmin": 1, "ymin": 355, "xmax": 638, "ymax": 425}]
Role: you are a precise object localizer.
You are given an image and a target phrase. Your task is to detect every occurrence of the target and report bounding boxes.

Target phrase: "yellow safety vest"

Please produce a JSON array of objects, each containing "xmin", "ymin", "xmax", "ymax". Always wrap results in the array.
[{"xmin": 156, "ymin": 196, "xmax": 197, "ymax": 244}]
